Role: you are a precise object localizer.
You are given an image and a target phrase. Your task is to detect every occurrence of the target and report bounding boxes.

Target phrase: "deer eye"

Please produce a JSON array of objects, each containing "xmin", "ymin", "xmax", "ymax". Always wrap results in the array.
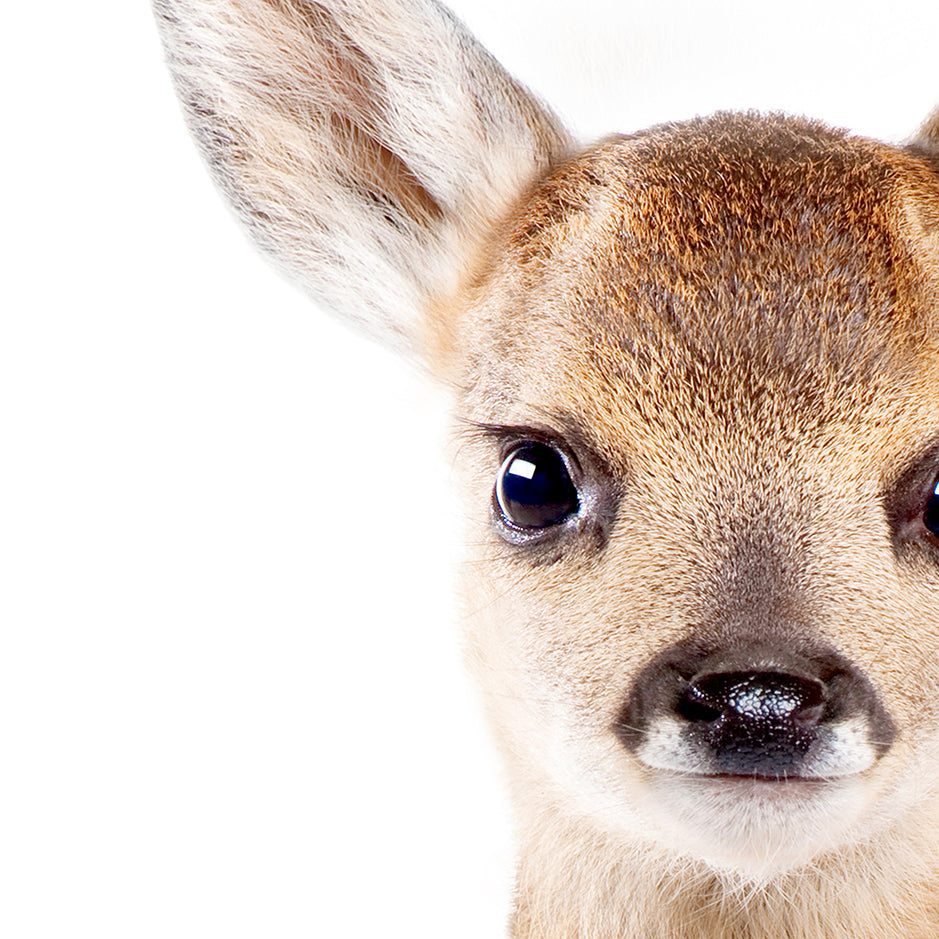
[
  {"xmin": 924, "ymin": 478, "xmax": 939, "ymax": 538},
  {"xmin": 495, "ymin": 442, "xmax": 579, "ymax": 530}
]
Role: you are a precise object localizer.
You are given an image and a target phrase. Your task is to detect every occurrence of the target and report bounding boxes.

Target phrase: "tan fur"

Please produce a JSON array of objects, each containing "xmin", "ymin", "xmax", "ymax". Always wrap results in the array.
[{"xmin": 154, "ymin": 2, "xmax": 939, "ymax": 935}]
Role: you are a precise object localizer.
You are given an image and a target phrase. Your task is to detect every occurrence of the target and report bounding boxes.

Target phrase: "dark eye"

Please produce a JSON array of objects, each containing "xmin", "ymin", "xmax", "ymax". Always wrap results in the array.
[
  {"xmin": 495, "ymin": 442, "xmax": 579, "ymax": 530},
  {"xmin": 924, "ymin": 478, "xmax": 939, "ymax": 538}
]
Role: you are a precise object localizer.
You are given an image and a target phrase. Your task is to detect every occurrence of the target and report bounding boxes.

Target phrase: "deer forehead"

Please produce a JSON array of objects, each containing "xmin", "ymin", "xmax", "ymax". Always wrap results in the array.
[{"xmin": 457, "ymin": 113, "xmax": 939, "ymax": 484}]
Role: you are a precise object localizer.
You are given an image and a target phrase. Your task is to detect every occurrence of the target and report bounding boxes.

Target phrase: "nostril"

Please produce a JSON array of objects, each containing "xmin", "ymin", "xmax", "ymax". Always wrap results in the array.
[
  {"xmin": 682, "ymin": 670, "xmax": 827, "ymax": 730},
  {"xmin": 670, "ymin": 671, "xmax": 829, "ymax": 775},
  {"xmin": 686, "ymin": 672, "xmax": 825, "ymax": 725},
  {"xmin": 677, "ymin": 685, "xmax": 723, "ymax": 724},
  {"xmin": 793, "ymin": 699, "xmax": 826, "ymax": 729}
]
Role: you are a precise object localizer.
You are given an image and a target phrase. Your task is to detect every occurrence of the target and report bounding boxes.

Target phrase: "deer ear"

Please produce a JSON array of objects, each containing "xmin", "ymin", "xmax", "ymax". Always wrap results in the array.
[
  {"xmin": 910, "ymin": 108, "xmax": 939, "ymax": 164},
  {"xmin": 154, "ymin": 0, "xmax": 572, "ymax": 354}
]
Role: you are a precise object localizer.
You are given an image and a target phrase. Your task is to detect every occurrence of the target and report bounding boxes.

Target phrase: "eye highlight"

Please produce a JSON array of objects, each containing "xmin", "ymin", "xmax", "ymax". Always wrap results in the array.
[{"xmin": 495, "ymin": 441, "xmax": 580, "ymax": 531}]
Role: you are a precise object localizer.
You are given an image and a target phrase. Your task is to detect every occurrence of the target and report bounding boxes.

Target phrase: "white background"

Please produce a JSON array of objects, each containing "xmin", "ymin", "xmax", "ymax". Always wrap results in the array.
[{"xmin": 3, "ymin": 1, "xmax": 938, "ymax": 936}]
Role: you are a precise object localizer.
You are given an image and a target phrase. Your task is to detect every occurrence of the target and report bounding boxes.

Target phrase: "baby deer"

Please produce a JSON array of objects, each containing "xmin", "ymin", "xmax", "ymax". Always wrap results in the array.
[{"xmin": 154, "ymin": 1, "xmax": 939, "ymax": 936}]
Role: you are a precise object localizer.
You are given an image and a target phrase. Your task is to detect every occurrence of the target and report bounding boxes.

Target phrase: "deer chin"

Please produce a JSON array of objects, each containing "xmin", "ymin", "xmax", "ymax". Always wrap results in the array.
[
  {"xmin": 627, "ymin": 770, "xmax": 874, "ymax": 878},
  {"xmin": 533, "ymin": 749, "xmax": 880, "ymax": 882}
]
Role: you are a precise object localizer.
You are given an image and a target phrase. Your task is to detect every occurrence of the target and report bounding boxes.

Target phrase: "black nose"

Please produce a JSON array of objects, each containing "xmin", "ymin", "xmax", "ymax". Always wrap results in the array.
[
  {"xmin": 615, "ymin": 638, "xmax": 897, "ymax": 779},
  {"xmin": 677, "ymin": 670, "xmax": 826, "ymax": 775}
]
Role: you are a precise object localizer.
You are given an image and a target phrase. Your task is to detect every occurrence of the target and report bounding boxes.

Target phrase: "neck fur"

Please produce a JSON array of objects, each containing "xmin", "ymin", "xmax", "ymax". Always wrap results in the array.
[{"xmin": 511, "ymin": 804, "xmax": 939, "ymax": 939}]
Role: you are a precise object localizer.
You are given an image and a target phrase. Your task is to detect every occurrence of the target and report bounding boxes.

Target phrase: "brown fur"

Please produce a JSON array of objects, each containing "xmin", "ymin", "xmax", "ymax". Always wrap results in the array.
[
  {"xmin": 452, "ymin": 112, "xmax": 939, "ymax": 937},
  {"xmin": 155, "ymin": 3, "xmax": 939, "ymax": 934}
]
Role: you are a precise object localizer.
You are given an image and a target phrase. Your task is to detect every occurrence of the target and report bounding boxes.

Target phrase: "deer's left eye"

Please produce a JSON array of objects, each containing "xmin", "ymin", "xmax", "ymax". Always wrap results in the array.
[
  {"xmin": 924, "ymin": 479, "xmax": 939, "ymax": 538},
  {"xmin": 495, "ymin": 442, "xmax": 579, "ymax": 530}
]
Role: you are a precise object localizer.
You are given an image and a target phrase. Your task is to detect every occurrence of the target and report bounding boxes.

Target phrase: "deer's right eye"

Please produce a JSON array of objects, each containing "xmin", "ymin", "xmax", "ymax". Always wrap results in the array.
[
  {"xmin": 495, "ymin": 442, "xmax": 580, "ymax": 531},
  {"xmin": 923, "ymin": 478, "xmax": 939, "ymax": 538}
]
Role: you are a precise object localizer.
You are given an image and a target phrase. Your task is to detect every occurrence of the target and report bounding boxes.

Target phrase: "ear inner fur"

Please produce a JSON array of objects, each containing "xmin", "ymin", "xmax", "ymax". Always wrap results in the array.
[{"xmin": 153, "ymin": 0, "xmax": 572, "ymax": 353}]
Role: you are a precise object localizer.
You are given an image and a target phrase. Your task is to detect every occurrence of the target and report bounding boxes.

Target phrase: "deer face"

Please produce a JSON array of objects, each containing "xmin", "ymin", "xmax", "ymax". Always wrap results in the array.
[{"xmin": 453, "ymin": 116, "xmax": 939, "ymax": 875}]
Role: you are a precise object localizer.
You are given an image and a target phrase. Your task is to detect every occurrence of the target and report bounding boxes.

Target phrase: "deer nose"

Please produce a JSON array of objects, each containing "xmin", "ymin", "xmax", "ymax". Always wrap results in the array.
[
  {"xmin": 615, "ymin": 638, "xmax": 897, "ymax": 779},
  {"xmin": 677, "ymin": 670, "xmax": 826, "ymax": 775}
]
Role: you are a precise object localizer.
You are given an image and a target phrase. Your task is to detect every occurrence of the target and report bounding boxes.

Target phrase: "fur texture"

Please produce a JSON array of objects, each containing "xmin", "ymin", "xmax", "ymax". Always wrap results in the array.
[
  {"xmin": 455, "ymin": 118, "xmax": 939, "ymax": 937},
  {"xmin": 153, "ymin": 0, "xmax": 570, "ymax": 352},
  {"xmin": 155, "ymin": 2, "xmax": 939, "ymax": 935}
]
